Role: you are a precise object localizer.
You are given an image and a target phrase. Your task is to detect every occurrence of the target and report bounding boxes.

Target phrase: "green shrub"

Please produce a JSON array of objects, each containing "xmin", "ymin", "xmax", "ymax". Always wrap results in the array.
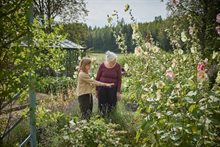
[
  {"xmin": 36, "ymin": 76, "xmax": 76, "ymax": 95},
  {"xmin": 60, "ymin": 116, "xmax": 130, "ymax": 147}
]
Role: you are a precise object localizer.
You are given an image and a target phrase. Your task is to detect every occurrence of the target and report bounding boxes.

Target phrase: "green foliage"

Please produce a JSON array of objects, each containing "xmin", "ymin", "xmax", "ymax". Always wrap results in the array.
[
  {"xmin": 111, "ymin": 4, "xmax": 220, "ymax": 146},
  {"xmin": 36, "ymin": 76, "xmax": 76, "ymax": 95},
  {"xmin": 167, "ymin": 0, "xmax": 220, "ymax": 56},
  {"xmin": 1, "ymin": 119, "xmax": 29, "ymax": 147},
  {"xmin": 1, "ymin": 10, "xmax": 66, "ymax": 109},
  {"xmin": 36, "ymin": 106, "xmax": 70, "ymax": 147},
  {"xmin": 60, "ymin": 117, "xmax": 129, "ymax": 147},
  {"xmin": 62, "ymin": 23, "xmax": 89, "ymax": 45},
  {"xmin": 122, "ymin": 51, "xmax": 220, "ymax": 146}
]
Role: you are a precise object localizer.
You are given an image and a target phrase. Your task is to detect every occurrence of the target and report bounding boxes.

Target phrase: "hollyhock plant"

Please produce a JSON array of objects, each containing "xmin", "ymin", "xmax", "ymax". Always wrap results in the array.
[{"xmin": 216, "ymin": 13, "xmax": 220, "ymax": 23}]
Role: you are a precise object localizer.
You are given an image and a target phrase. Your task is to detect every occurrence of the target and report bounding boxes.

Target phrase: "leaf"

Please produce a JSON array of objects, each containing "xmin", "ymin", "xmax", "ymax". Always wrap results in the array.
[
  {"xmin": 188, "ymin": 104, "xmax": 196, "ymax": 112},
  {"xmin": 186, "ymin": 91, "xmax": 197, "ymax": 97},
  {"xmin": 185, "ymin": 97, "xmax": 195, "ymax": 104},
  {"xmin": 135, "ymin": 129, "xmax": 142, "ymax": 142},
  {"xmin": 160, "ymin": 132, "xmax": 170, "ymax": 140},
  {"xmin": 170, "ymin": 134, "xmax": 180, "ymax": 141}
]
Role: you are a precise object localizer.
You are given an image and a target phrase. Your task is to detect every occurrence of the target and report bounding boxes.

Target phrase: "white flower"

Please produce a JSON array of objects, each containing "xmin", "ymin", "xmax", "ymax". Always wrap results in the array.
[
  {"xmin": 188, "ymin": 26, "xmax": 193, "ymax": 35},
  {"xmin": 134, "ymin": 47, "xmax": 143, "ymax": 56},
  {"xmin": 156, "ymin": 81, "xmax": 165, "ymax": 89},
  {"xmin": 190, "ymin": 47, "xmax": 197, "ymax": 54},
  {"xmin": 132, "ymin": 32, "xmax": 139, "ymax": 40},
  {"xmin": 69, "ymin": 120, "xmax": 75, "ymax": 127},
  {"xmin": 145, "ymin": 42, "xmax": 151, "ymax": 49},
  {"xmin": 171, "ymin": 59, "xmax": 177, "ymax": 68},
  {"xmin": 178, "ymin": 49, "xmax": 183, "ymax": 55},
  {"xmin": 175, "ymin": 84, "xmax": 181, "ymax": 89},
  {"xmin": 156, "ymin": 90, "xmax": 162, "ymax": 100},
  {"xmin": 181, "ymin": 31, "xmax": 187, "ymax": 42},
  {"xmin": 152, "ymin": 46, "xmax": 160, "ymax": 53},
  {"xmin": 143, "ymin": 87, "xmax": 148, "ymax": 92},
  {"xmin": 156, "ymin": 112, "xmax": 162, "ymax": 119},
  {"xmin": 124, "ymin": 63, "xmax": 129, "ymax": 72},
  {"xmin": 204, "ymin": 58, "xmax": 208, "ymax": 65},
  {"xmin": 146, "ymin": 97, "xmax": 154, "ymax": 102}
]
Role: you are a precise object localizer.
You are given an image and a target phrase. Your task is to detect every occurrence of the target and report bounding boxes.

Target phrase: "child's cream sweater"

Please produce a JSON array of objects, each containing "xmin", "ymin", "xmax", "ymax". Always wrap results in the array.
[{"xmin": 76, "ymin": 71, "xmax": 106, "ymax": 96}]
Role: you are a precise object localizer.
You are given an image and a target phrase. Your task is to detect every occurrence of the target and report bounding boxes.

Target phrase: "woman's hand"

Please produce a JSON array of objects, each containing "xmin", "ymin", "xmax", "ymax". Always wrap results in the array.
[
  {"xmin": 105, "ymin": 83, "xmax": 114, "ymax": 87},
  {"xmin": 117, "ymin": 92, "xmax": 121, "ymax": 100}
]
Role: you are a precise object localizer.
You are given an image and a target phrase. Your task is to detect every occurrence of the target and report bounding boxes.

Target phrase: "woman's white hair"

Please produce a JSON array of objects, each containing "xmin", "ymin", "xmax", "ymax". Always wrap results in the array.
[{"xmin": 105, "ymin": 51, "xmax": 117, "ymax": 62}]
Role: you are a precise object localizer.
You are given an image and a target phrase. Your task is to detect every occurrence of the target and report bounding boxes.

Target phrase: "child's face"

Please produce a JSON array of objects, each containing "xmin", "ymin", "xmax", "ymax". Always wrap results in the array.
[{"xmin": 85, "ymin": 64, "xmax": 91, "ymax": 72}]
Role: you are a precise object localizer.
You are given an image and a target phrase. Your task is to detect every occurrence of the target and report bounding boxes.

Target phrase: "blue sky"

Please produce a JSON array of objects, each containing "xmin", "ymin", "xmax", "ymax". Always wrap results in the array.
[{"xmin": 85, "ymin": 0, "xmax": 169, "ymax": 27}]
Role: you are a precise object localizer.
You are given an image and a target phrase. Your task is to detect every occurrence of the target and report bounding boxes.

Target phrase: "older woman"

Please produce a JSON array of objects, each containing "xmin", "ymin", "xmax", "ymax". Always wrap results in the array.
[{"xmin": 96, "ymin": 51, "xmax": 122, "ymax": 117}]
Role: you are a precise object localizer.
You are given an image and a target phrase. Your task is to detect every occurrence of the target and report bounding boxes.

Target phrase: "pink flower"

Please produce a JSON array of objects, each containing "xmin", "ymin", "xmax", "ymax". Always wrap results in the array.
[
  {"xmin": 216, "ymin": 13, "xmax": 220, "ymax": 23},
  {"xmin": 188, "ymin": 26, "xmax": 193, "ymax": 35},
  {"xmin": 216, "ymin": 26, "xmax": 220, "ymax": 35},
  {"xmin": 165, "ymin": 69, "xmax": 175, "ymax": 81},
  {"xmin": 197, "ymin": 62, "xmax": 205, "ymax": 71}
]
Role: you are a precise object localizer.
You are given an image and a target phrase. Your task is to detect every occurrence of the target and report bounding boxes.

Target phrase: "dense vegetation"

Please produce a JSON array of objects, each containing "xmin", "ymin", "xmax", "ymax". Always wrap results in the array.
[{"xmin": 1, "ymin": 0, "xmax": 220, "ymax": 146}]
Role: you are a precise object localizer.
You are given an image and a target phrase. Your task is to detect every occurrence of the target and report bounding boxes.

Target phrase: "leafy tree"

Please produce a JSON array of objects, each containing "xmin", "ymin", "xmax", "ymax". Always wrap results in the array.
[
  {"xmin": 62, "ymin": 23, "xmax": 89, "ymax": 45},
  {"xmin": 33, "ymin": 0, "xmax": 88, "ymax": 31},
  {"xmin": 0, "ymin": 0, "xmax": 65, "ymax": 113}
]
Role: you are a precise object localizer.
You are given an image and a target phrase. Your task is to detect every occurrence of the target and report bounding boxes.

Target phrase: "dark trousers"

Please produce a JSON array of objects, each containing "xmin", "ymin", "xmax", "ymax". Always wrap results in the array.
[
  {"xmin": 98, "ymin": 87, "xmax": 117, "ymax": 117},
  {"xmin": 78, "ymin": 94, "xmax": 93, "ymax": 120}
]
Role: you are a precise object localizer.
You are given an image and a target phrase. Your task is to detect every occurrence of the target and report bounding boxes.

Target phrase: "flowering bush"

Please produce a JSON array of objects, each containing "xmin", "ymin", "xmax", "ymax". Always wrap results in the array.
[
  {"xmin": 60, "ymin": 117, "xmax": 129, "ymax": 147},
  {"xmin": 111, "ymin": 4, "xmax": 220, "ymax": 146}
]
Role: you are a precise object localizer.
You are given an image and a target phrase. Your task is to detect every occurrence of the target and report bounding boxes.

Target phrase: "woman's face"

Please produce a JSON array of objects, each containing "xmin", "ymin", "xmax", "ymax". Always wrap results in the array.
[{"xmin": 108, "ymin": 59, "xmax": 116, "ymax": 66}]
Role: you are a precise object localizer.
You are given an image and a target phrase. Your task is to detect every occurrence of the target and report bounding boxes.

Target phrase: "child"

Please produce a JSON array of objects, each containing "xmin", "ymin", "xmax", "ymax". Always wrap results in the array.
[{"xmin": 76, "ymin": 58, "xmax": 114, "ymax": 120}]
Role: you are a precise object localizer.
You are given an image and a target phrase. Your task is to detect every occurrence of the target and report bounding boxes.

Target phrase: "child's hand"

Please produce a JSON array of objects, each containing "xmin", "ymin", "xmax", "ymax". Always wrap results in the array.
[{"xmin": 105, "ymin": 83, "xmax": 114, "ymax": 87}]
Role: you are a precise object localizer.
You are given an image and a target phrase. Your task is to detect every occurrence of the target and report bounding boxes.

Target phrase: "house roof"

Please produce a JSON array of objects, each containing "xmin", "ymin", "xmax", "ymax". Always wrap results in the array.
[
  {"xmin": 21, "ymin": 39, "xmax": 86, "ymax": 50},
  {"xmin": 58, "ymin": 39, "xmax": 85, "ymax": 49}
]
